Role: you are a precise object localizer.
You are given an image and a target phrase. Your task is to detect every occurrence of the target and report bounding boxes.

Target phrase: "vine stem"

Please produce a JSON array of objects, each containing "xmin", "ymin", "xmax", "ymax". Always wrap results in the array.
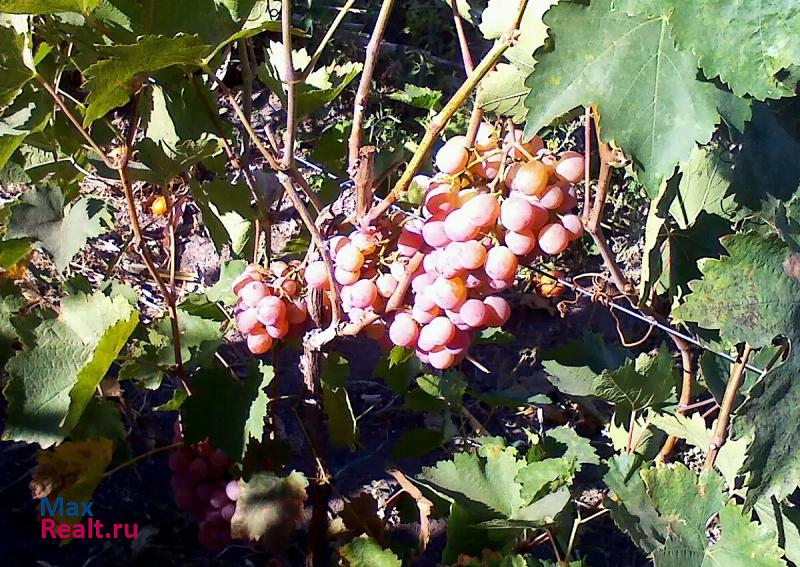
[
  {"xmin": 39, "ymin": 76, "xmax": 187, "ymax": 383},
  {"xmin": 103, "ymin": 442, "xmax": 184, "ymax": 478},
  {"xmin": 582, "ymin": 107, "xmax": 592, "ymax": 224},
  {"xmin": 450, "ymin": 0, "xmax": 475, "ymax": 74},
  {"xmin": 347, "ymin": 0, "xmax": 395, "ymax": 176},
  {"xmin": 299, "ymin": 0, "xmax": 358, "ymax": 81},
  {"xmin": 282, "ymin": 0, "xmax": 297, "ymax": 170},
  {"xmin": 35, "ymin": 75, "xmax": 115, "ymax": 169},
  {"xmin": 656, "ymin": 337, "xmax": 693, "ymax": 462},
  {"xmin": 585, "ymin": 133, "xmax": 629, "ymax": 294},
  {"xmin": 364, "ymin": 0, "xmax": 529, "ymax": 227},
  {"xmin": 703, "ymin": 343, "xmax": 753, "ymax": 471}
]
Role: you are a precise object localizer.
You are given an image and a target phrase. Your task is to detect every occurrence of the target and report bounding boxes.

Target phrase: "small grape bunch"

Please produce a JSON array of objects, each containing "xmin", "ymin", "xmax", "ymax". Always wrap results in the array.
[
  {"xmin": 231, "ymin": 263, "xmax": 308, "ymax": 355},
  {"xmin": 168, "ymin": 425, "xmax": 241, "ymax": 551}
]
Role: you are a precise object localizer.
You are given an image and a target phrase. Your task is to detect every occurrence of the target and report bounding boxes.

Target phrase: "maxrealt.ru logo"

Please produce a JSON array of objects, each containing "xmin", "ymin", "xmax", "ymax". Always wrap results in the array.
[{"xmin": 40, "ymin": 497, "xmax": 138, "ymax": 540}]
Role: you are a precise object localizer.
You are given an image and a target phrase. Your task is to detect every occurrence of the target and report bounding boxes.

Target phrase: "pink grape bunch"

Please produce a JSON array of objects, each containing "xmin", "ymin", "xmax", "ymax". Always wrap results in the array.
[
  {"xmin": 169, "ymin": 425, "xmax": 241, "ymax": 551},
  {"xmin": 232, "ymin": 262, "xmax": 308, "ymax": 355},
  {"xmin": 373, "ymin": 125, "xmax": 585, "ymax": 369},
  {"xmin": 236, "ymin": 123, "xmax": 583, "ymax": 370},
  {"xmin": 305, "ymin": 225, "xmax": 394, "ymax": 348}
]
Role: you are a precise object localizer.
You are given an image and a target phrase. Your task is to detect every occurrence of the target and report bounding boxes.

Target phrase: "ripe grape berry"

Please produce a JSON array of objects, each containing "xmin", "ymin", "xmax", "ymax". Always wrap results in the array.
[{"xmin": 230, "ymin": 124, "xmax": 583, "ymax": 369}]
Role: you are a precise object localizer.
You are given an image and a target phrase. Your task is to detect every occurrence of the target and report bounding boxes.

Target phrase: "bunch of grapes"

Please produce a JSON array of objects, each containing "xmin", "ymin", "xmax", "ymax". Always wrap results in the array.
[
  {"xmin": 231, "ymin": 123, "xmax": 583, "ymax": 370},
  {"xmin": 231, "ymin": 262, "xmax": 308, "ymax": 355},
  {"xmin": 372, "ymin": 125, "xmax": 584, "ymax": 369},
  {"xmin": 169, "ymin": 426, "xmax": 241, "ymax": 550}
]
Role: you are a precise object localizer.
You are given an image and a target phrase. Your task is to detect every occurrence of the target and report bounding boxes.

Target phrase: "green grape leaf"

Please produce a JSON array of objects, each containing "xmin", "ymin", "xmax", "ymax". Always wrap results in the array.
[
  {"xmin": 391, "ymin": 428, "xmax": 444, "ymax": 459},
  {"xmin": 419, "ymin": 446, "xmax": 526, "ymax": 518},
  {"xmin": 190, "ymin": 180, "xmax": 254, "ymax": 257},
  {"xmin": 0, "ymin": 238, "xmax": 31, "ymax": 268},
  {"xmin": 0, "ymin": 283, "xmax": 25, "ymax": 366},
  {"xmin": 729, "ymin": 102, "xmax": 800, "ymax": 211},
  {"xmin": 339, "ymin": 537, "xmax": 402, "ymax": 567},
  {"xmin": 182, "ymin": 362, "xmax": 273, "ymax": 460},
  {"xmin": 321, "ymin": 353, "xmax": 357, "ymax": 450},
  {"xmin": 592, "ymin": 344, "xmax": 677, "ymax": 423},
  {"xmin": 478, "ymin": 0, "xmax": 557, "ymax": 122},
  {"xmin": 670, "ymin": 145, "xmax": 737, "ymax": 229},
  {"xmin": 0, "ymin": 0, "xmax": 100, "ymax": 13},
  {"xmin": 388, "ymin": 84, "xmax": 442, "ymax": 110},
  {"xmin": 673, "ymin": 234, "xmax": 800, "ymax": 349},
  {"xmin": 417, "ymin": 371, "xmax": 467, "ymax": 405},
  {"xmin": 154, "ymin": 309, "xmax": 222, "ymax": 371},
  {"xmin": 516, "ymin": 458, "xmax": 575, "ymax": 504},
  {"xmin": 205, "ymin": 259, "xmax": 248, "ymax": 305},
  {"xmin": 642, "ymin": 209, "xmax": 731, "ymax": 301},
  {"xmin": 69, "ymin": 397, "xmax": 126, "ymax": 443},
  {"xmin": 644, "ymin": 464, "xmax": 727, "ymax": 550},
  {"xmin": 6, "ymin": 185, "xmax": 112, "ymax": 271},
  {"xmin": 523, "ymin": 0, "xmax": 730, "ymax": 197},
  {"xmin": 82, "ymin": 35, "xmax": 210, "ymax": 125},
  {"xmin": 702, "ymin": 503, "xmax": 786, "ymax": 567},
  {"xmin": 755, "ymin": 496, "xmax": 800, "ymax": 565},
  {"xmin": 2, "ymin": 291, "xmax": 138, "ymax": 447},
  {"xmin": 0, "ymin": 24, "xmax": 33, "ymax": 109},
  {"xmin": 651, "ymin": 412, "xmax": 750, "ymax": 490},
  {"xmin": 541, "ymin": 332, "xmax": 631, "ymax": 397},
  {"xmin": 604, "ymin": 454, "xmax": 669, "ymax": 554},
  {"xmin": 737, "ymin": 354, "xmax": 800, "ymax": 503},
  {"xmin": 260, "ymin": 41, "xmax": 362, "ymax": 118},
  {"xmin": 618, "ymin": 0, "xmax": 800, "ymax": 100},
  {"xmin": 543, "ymin": 426, "xmax": 599, "ymax": 471},
  {"xmin": 230, "ymin": 470, "xmax": 308, "ymax": 546}
]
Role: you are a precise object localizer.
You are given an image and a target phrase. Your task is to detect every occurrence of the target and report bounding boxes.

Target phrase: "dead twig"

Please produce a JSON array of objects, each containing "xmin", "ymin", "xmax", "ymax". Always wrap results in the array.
[
  {"xmin": 348, "ymin": 0, "xmax": 395, "ymax": 177},
  {"xmin": 388, "ymin": 469, "xmax": 432, "ymax": 555}
]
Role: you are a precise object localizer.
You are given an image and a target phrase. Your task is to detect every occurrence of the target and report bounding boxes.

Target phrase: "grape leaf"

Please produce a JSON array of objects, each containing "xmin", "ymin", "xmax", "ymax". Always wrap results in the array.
[
  {"xmin": 729, "ymin": 102, "xmax": 800, "ymax": 211},
  {"xmin": 0, "ymin": 283, "xmax": 25, "ymax": 366},
  {"xmin": 321, "ymin": 352, "xmax": 357, "ymax": 450},
  {"xmin": 0, "ymin": 0, "xmax": 100, "ymax": 13},
  {"xmin": 618, "ymin": 0, "xmax": 800, "ymax": 100},
  {"xmin": 592, "ymin": 344, "xmax": 677, "ymax": 423},
  {"xmin": 670, "ymin": 145, "xmax": 737, "ymax": 229},
  {"xmin": 477, "ymin": 0, "xmax": 557, "ymax": 122},
  {"xmin": 339, "ymin": 537, "xmax": 402, "ymax": 567},
  {"xmin": 230, "ymin": 470, "xmax": 308, "ymax": 546},
  {"xmin": 641, "ymin": 209, "xmax": 731, "ymax": 301},
  {"xmin": 418, "ymin": 446, "xmax": 526, "ymax": 518},
  {"xmin": 3, "ymin": 291, "xmax": 138, "ymax": 447},
  {"xmin": 181, "ymin": 362, "xmax": 273, "ymax": 460},
  {"xmin": 0, "ymin": 25, "xmax": 33, "ymax": 109},
  {"xmin": 205, "ymin": 259, "xmax": 247, "ymax": 305},
  {"xmin": 541, "ymin": 332, "xmax": 630, "ymax": 397},
  {"xmin": 6, "ymin": 185, "xmax": 112, "ymax": 271},
  {"xmin": 604, "ymin": 454, "xmax": 669, "ymax": 554},
  {"xmin": 82, "ymin": 35, "xmax": 210, "ymax": 125},
  {"xmin": 543, "ymin": 426, "xmax": 599, "ymax": 472},
  {"xmin": 651, "ymin": 412, "xmax": 750, "ymax": 490},
  {"xmin": 644, "ymin": 464, "xmax": 727, "ymax": 550},
  {"xmin": 737, "ymin": 355, "xmax": 800, "ymax": 503},
  {"xmin": 389, "ymin": 84, "xmax": 442, "ymax": 111},
  {"xmin": 755, "ymin": 497, "xmax": 800, "ymax": 566},
  {"xmin": 69, "ymin": 397, "xmax": 126, "ymax": 443},
  {"xmin": 391, "ymin": 428, "xmax": 444, "ymax": 459},
  {"xmin": 516, "ymin": 458, "xmax": 575, "ymax": 503},
  {"xmin": 190, "ymin": 180, "xmax": 254, "ymax": 257},
  {"xmin": 523, "ymin": 0, "xmax": 731, "ymax": 197},
  {"xmin": 672, "ymin": 234, "xmax": 800, "ymax": 349},
  {"xmin": 260, "ymin": 41, "xmax": 362, "ymax": 118},
  {"xmin": 701, "ymin": 503, "xmax": 786, "ymax": 567},
  {"xmin": 29, "ymin": 439, "xmax": 113, "ymax": 528}
]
